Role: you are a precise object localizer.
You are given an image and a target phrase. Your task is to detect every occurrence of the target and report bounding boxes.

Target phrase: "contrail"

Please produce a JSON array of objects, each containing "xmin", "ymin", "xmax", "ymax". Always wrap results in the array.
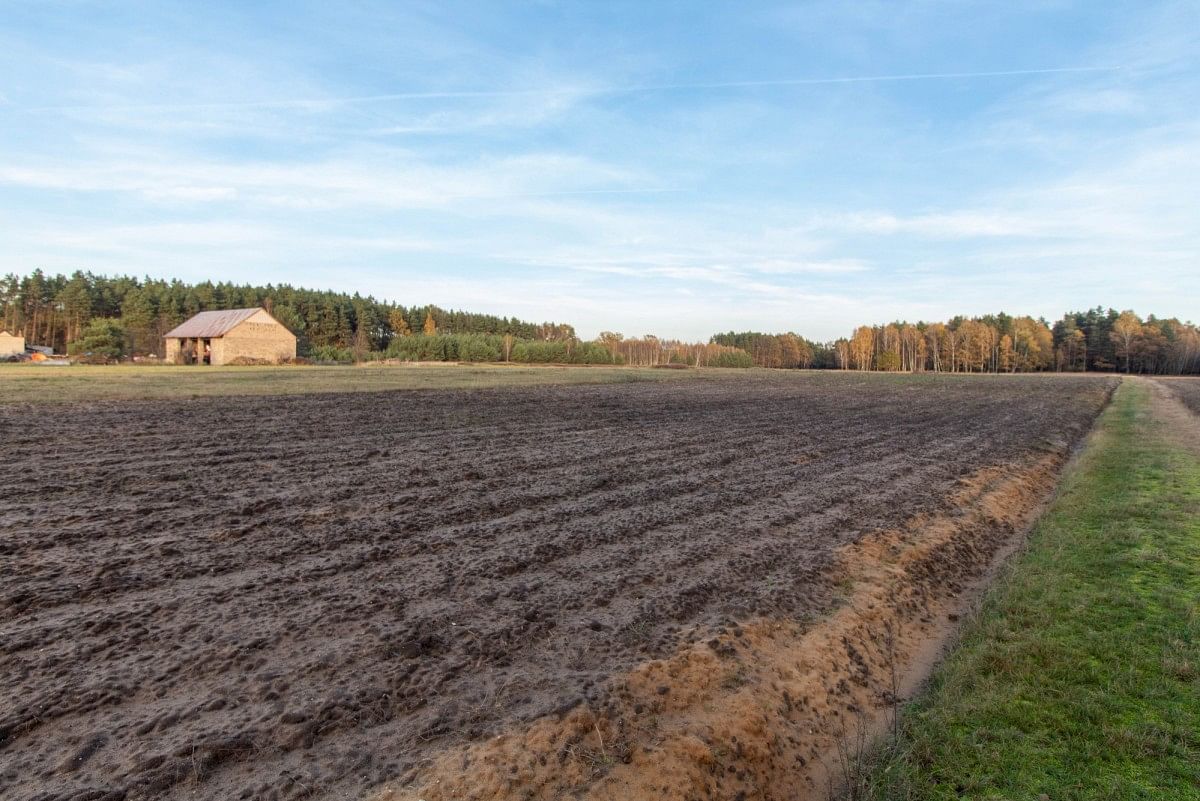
[
  {"xmin": 26, "ymin": 66, "xmax": 1120, "ymax": 113},
  {"xmin": 623, "ymin": 66, "xmax": 1121, "ymax": 92}
]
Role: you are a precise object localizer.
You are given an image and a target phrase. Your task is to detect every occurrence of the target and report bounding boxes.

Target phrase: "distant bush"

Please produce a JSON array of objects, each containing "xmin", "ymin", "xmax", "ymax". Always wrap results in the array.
[
  {"xmin": 309, "ymin": 344, "xmax": 354, "ymax": 363},
  {"xmin": 510, "ymin": 339, "xmax": 619, "ymax": 365},
  {"xmin": 455, "ymin": 334, "xmax": 504, "ymax": 362},
  {"xmin": 706, "ymin": 350, "xmax": 753, "ymax": 368},
  {"xmin": 571, "ymin": 341, "xmax": 620, "ymax": 364},
  {"xmin": 386, "ymin": 333, "xmax": 504, "ymax": 362},
  {"xmin": 351, "ymin": 333, "xmax": 745, "ymax": 368},
  {"xmin": 386, "ymin": 334, "xmax": 443, "ymax": 361},
  {"xmin": 383, "ymin": 334, "xmax": 619, "ymax": 365},
  {"xmin": 508, "ymin": 339, "xmax": 563, "ymax": 363},
  {"xmin": 681, "ymin": 351, "xmax": 753, "ymax": 368}
]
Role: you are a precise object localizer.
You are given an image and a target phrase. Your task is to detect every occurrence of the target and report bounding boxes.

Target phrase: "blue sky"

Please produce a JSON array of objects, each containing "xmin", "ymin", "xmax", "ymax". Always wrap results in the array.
[{"xmin": 1, "ymin": 1, "xmax": 1197, "ymax": 340}]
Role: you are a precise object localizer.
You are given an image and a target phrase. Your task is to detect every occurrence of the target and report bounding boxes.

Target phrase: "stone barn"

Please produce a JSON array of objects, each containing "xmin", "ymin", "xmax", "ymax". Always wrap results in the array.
[
  {"xmin": 0, "ymin": 330, "xmax": 25, "ymax": 357},
  {"xmin": 164, "ymin": 308, "xmax": 296, "ymax": 365}
]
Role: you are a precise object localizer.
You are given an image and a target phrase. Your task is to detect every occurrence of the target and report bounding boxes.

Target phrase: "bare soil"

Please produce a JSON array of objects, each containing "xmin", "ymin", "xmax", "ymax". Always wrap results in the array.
[
  {"xmin": 378, "ymin": 452, "xmax": 1070, "ymax": 801},
  {"xmin": 0, "ymin": 372, "xmax": 1115, "ymax": 801}
]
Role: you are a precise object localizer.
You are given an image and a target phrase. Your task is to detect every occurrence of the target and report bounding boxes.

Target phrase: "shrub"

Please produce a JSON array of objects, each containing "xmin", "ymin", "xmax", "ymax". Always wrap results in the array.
[
  {"xmin": 511, "ymin": 340, "xmax": 568, "ymax": 363},
  {"xmin": 709, "ymin": 350, "xmax": 753, "ymax": 368},
  {"xmin": 876, "ymin": 350, "xmax": 902, "ymax": 371},
  {"xmin": 571, "ymin": 341, "xmax": 619, "ymax": 365},
  {"xmin": 387, "ymin": 334, "xmax": 444, "ymax": 361},
  {"xmin": 68, "ymin": 318, "xmax": 127, "ymax": 362},
  {"xmin": 383, "ymin": 334, "xmax": 507, "ymax": 362},
  {"xmin": 379, "ymin": 334, "xmax": 615, "ymax": 365},
  {"xmin": 309, "ymin": 344, "xmax": 354, "ymax": 363},
  {"xmin": 454, "ymin": 334, "xmax": 503, "ymax": 362}
]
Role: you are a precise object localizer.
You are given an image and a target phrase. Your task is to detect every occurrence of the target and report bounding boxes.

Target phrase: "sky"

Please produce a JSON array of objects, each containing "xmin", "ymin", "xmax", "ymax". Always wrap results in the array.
[{"xmin": 1, "ymin": 1, "xmax": 1197, "ymax": 340}]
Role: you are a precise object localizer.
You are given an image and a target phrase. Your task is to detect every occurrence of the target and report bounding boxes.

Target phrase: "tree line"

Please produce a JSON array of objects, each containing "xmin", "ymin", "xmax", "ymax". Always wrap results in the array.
[
  {"xmin": 0, "ymin": 270, "xmax": 573, "ymax": 357},
  {"xmin": 0, "ymin": 270, "xmax": 750, "ymax": 367},
  {"xmin": 716, "ymin": 308, "xmax": 1200, "ymax": 375},
  {"xmin": 3, "ymin": 271, "xmax": 1195, "ymax": 374},
  {"xmin": 1051, "ymin": 307, "xmax": 1200, "ymax": 375}
]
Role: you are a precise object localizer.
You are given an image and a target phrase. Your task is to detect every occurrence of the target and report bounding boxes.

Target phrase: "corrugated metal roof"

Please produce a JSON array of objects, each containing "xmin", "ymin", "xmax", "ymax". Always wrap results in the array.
[{"xmin": 163, "ymin": 308, "xmax": 262, "ymax": 339}]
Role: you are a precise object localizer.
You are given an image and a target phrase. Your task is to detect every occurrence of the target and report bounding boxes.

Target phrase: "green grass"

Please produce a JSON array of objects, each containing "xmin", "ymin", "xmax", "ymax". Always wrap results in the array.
[
  {"xmin": 0, "ymin": 362, "xmax": 723, "ymax": 404},
  {"xmin": 860, "ymin": 379, "xmax": 1200, "ymax": 800}
]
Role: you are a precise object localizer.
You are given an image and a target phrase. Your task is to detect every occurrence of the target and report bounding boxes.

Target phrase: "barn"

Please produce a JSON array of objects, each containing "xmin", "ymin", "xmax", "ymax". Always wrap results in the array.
[
  {"xmin": 0, "ymin": 330, "xmax": 25, "ymax": 357},
  {"xmin": 164, "ymin": 308, "xmax": 296, "ymax": 365}
]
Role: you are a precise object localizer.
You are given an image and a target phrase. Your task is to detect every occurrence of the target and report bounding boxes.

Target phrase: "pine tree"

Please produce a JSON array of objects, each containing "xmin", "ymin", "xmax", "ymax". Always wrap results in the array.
[
  {"xmin": 352, "ymin": 303, "xmax": 373, "ymax": 362},
  {"xmin": 335, "ymin": 305, "xmax": 353, "ymax": 348},
  {"xmin": 57, "ymin": 272, "xmax": 93, "ymax": 345},
  {"xmin": 121, "ymin": 288, "xmax": 156, "ymax": 355}
]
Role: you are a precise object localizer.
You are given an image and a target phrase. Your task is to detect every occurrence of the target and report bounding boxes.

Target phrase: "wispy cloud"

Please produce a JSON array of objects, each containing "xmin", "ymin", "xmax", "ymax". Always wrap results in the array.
[
  {"xmin": 21, "ymin": 66, "xmax": 1120, "ymax": 114},
  {"xmin": 0, "ymin": 151, "xmax": 673, "ymax": 208}
]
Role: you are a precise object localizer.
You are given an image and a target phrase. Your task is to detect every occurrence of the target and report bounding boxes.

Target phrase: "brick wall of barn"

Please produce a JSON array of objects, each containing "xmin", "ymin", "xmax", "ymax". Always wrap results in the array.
[{"xmin": 212, "ymin": 311, "xmax": 296, "ymax": 364}]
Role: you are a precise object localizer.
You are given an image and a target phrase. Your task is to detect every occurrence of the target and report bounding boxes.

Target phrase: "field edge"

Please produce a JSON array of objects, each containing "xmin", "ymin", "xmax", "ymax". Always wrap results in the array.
[{"xmin": 845, "ymin": 378, "xmax": 1200, "ymax": 799}]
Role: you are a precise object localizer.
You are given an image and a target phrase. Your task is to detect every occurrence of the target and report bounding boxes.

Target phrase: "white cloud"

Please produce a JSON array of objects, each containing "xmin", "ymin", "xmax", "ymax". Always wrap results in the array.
[
  {"xmin": 812, "ymin": 211, "xmax": 1050, "ymax": 239},
  {"xmin": 0, "ymin": 150, "xmax": 657, "ymax": 210},
  {"xmin": 752, "ymin": 259, "xmax": 868, "ymax": 275},
  {"xmin": 140, "ymin": 185, "xmax": 239, "ymax": 202}
]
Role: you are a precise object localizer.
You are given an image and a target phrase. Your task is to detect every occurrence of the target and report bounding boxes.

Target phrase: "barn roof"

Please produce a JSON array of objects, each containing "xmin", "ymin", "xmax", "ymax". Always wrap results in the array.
[{"xmin": 164, "ymin": 308, "xmax": 264, "ymax": 339}]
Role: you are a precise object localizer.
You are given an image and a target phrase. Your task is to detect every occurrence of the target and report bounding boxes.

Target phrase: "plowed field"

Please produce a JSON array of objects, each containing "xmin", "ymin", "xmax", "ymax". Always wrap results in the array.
[{"xmin": 0, "ymin": 372, "xmax": 1115, "ymax": 800}]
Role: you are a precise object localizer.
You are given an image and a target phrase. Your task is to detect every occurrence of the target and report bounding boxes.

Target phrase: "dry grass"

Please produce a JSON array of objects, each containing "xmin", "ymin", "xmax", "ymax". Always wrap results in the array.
[{"xmin": 0, "ymin": 362, "xmax": 708, "ymax": 404}]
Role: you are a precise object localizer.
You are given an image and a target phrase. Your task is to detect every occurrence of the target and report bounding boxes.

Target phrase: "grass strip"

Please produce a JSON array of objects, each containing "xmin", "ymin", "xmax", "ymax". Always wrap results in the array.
[{"xmin": 858, "ymin": 380, "xmax": 1200, "ymax": 800}]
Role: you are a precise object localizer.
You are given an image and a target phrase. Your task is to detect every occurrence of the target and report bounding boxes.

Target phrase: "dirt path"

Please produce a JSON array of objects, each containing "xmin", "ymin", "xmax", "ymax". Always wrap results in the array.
[
  {"xmin": 1146, "ymin": 377, "xmax": 1200, "ymax": 455},
  {"xmin": 1151, "ymin": 375, "xmax": 1200, "ymax": 417}
]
